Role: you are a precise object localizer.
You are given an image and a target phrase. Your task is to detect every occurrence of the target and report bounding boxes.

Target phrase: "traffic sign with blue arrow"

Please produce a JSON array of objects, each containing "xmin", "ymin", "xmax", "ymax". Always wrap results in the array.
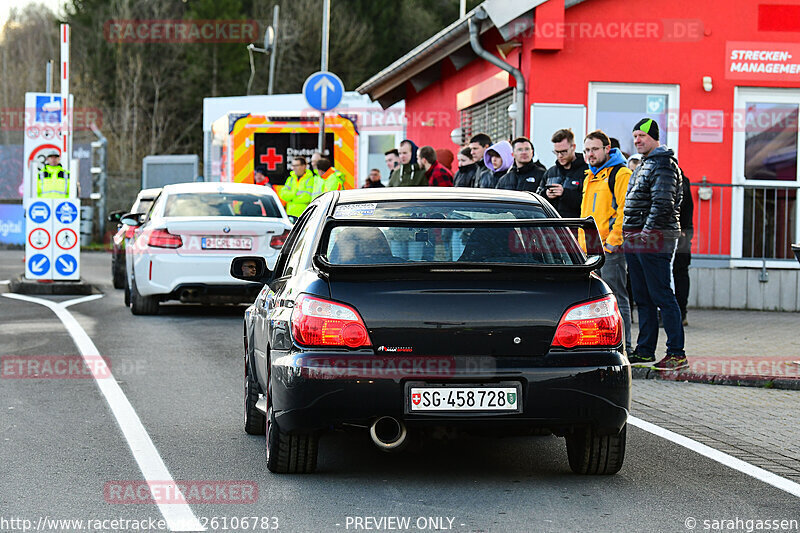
[
  {"xmin": 28, "ymin": 253, "xmax": 50, "ymax": 276},
  {"xmin": 303, "ymin": 71, "xmax": 344, "ymax": 112},
  {"xmin": 29, "ymin": 201, "xmax": 51, "ymax": 223},
  {"xmin": 55, "ymin": 201, "xmax": 78, "ymax": 224},
  {"xmin": 54, "ymin": 254, "xmax": 78, "ymax": 276}
]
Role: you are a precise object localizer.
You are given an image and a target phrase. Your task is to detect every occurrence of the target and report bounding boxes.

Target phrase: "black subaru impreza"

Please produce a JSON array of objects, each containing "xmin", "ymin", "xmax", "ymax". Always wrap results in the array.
[{"xmin": 231, "ymin": 188, "xmax": 630, "ymax": 475}]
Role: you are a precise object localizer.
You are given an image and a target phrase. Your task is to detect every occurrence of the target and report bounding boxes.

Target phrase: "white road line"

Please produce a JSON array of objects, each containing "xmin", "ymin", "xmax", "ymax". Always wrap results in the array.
[
  {"xmin": 61, "ymin": 294, "xmax": 104, "ymax": 308},
  {"xmin": 0, "ymin": 279, "xmax": 10, "ymax": 285},
  {"xmin": 629, "ymin": 415, "xmax": 800, "ymax": 499},
  {"xmin": 3, "ymin": 293, "xmax": 204, "ymax": 531}
]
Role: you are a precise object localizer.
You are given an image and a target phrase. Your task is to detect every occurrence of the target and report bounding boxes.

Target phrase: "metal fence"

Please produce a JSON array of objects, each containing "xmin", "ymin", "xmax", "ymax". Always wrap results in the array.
[{"xmin": 692, "ymin": 179, "xmax": 798, "ymax": 260}]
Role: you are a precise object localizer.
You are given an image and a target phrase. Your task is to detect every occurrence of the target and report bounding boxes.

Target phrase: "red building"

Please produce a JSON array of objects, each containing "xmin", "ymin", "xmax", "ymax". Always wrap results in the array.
[{"xmin": 357, "ymin": 0, "xmax": 800, "ymax": 310}]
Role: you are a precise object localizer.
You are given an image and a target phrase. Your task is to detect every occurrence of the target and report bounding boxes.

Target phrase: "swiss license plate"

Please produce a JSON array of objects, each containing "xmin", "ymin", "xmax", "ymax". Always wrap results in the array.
[
  {"xmin": 408, "ymin": 384, "xmax": 521, "ymax": 412},
  {"xmin": 201, "ymin": 237, "xmax": 252, "ymax": 250}
]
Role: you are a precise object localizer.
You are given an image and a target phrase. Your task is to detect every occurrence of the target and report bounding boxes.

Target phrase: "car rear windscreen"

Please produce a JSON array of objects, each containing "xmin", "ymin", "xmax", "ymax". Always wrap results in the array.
[
  {"xmin": 163, "ymin": 192, "xmax": 282, "ymax": 218},
  {"xmin": 325, "ymin": 201, "xmax": 584, "ymax": 266}
]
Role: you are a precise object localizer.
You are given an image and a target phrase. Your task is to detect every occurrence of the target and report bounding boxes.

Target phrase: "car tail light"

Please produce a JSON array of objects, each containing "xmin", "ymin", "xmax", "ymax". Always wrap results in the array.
[
  {"xmin": 148, "ymin": 229, "xmax": 182, "ymax": 248},
  {"xmin": 270, "ymin": 229, "xmax": 290, "ymax": 249},
  {"xmin": 552, "ymin": 295, "xmax": 622, "ymax": 349},
  {"xmin": 291, "ymin": 294, "xmax": 371, "ymax": 348}
]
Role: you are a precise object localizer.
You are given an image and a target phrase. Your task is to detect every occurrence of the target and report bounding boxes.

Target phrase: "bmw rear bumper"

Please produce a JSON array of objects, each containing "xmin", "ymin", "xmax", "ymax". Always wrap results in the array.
[{"xmin": 269, "ymin": 350, "xmax": 630, "ymax": 435}]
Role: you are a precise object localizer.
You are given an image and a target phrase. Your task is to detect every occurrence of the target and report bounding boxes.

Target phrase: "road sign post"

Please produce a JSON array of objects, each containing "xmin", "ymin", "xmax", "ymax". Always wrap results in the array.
[{"xmin": 303, "ymin": 71, "xmax": 344, "ymax": 155}]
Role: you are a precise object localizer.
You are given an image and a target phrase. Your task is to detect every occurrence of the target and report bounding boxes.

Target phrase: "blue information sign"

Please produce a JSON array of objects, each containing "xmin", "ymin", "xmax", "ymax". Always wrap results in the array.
[
  {"xmin": 303, "ymin": 71, "xmax": 344, "ymax": 112},
  {"xmin": 28, "ymin": 253, "xmax": 50, "ymax": 275},
  {"xmin": 29, "ymin": 201, "xmax": 51, "ymax": 223},
  {"xmin": 55, "ymin": 201, "xmax": 78, "ymax": 224},
  {"xmin": 54, "ymin": 254, "xmax": 78, "ymax": 276}
]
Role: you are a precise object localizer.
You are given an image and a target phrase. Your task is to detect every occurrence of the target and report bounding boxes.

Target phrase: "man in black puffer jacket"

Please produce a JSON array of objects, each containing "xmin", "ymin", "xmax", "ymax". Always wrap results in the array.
[
  {"xmin": 495, "ymin": 137, "xmax": 546, "ymax": 192},
  {"xmin": 623, "ymin": 118, "xmax": 686, "ymax": 372}
]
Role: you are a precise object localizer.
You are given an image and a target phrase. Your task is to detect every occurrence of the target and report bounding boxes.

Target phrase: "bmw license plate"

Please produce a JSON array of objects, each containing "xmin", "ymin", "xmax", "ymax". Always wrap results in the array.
[
  {"xmin": 201, "ymin": 237, "xmax": 252, "ymax": 250},
  {"xmin": 407, "ymin": 383, "xmax": 521, "ymax": 413}
]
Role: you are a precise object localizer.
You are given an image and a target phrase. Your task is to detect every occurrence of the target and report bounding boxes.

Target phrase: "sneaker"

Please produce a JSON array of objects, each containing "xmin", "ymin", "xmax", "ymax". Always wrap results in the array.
[
  {"xmin": 652, "ymin": 354, "xmax": 689, "ymax": 371},
  {"xmin": 628, "ymin": 350, "xmax": 656, "ymax": 365}
]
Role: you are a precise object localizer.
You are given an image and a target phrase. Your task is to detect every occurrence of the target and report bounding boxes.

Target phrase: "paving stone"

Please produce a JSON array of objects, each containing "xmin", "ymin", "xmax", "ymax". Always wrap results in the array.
[{"xmin": 632, "ymin": 380, "xmax": 800, "ymax": 484}]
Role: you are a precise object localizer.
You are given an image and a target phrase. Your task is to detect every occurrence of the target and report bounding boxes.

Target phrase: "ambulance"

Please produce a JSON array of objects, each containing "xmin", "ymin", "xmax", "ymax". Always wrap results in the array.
[{"xmin": 203, "ymin": 93, "xmax": 405, "ymax": 191}]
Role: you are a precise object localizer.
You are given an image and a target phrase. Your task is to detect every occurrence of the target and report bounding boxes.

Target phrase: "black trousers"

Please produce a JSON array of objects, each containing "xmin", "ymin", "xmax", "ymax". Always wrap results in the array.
[{"xmin": 672, "ymin": 235, "xmax": 692, "ymax": 318}]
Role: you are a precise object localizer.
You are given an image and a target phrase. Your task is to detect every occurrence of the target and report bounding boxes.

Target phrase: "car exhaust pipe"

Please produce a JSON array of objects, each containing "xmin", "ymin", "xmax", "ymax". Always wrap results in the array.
[{"xmin": 369, "ymin": 416, "xmax": 407, "ymax": 451}]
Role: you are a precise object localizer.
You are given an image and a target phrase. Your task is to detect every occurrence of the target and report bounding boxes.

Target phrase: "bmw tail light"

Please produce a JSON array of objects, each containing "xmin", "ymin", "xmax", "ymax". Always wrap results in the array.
[
  {"xmin": 270, "ymin": 229, "xmax": 290, "ymax": 249},
  {"xmin": 291, "ymin": 294, "xmax": 371, "ymax": 348},
  {"xmin": 552, "ymin": 295, "xmax": 622, "ymax": 348},
  {"xmin": 148, "ymin": 229, "xmax": 182, "ymax": 249}
]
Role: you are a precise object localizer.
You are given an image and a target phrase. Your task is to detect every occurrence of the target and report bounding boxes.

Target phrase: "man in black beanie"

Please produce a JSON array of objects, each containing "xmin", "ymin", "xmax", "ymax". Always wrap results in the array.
[{"xmin": 623, "ymin": 118, "xmax": 687, "ymax": 371}]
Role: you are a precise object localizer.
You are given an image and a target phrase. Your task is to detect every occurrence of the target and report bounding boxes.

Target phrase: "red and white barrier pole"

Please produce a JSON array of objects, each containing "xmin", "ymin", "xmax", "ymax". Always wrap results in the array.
[{"xmin": 60, "ymin": 23, "xmax": 70, "ymax": 172}]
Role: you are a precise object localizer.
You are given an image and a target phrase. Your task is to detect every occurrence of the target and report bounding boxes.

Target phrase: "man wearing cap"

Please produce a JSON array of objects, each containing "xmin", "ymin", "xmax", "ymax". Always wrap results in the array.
[
  {"xmin": 37, "ymin": 149, "xmax": 71, "ymax": 198},
  {"xmin": 623, "ymin": 118, "xmax": 686, "ymax": 371}
]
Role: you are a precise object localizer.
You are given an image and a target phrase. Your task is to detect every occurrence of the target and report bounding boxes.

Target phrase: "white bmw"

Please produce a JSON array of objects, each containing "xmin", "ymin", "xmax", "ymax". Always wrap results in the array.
[{"xmin": 122, "ymin": 182, "xmax": 292, "ymax": 315}]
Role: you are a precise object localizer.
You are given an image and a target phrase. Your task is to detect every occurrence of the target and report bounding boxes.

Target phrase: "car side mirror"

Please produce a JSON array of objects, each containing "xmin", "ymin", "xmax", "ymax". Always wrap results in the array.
[
  {"xmin": 107, "ymin": 210, "xmax": 125, "ymax": 223},
  {"xmin": 120, "ymin": 212, "xmax": 145, "ymax": 226},
  {"xmin": 231, "ymin": 256, "xmax": 272, "ymax": 283}
]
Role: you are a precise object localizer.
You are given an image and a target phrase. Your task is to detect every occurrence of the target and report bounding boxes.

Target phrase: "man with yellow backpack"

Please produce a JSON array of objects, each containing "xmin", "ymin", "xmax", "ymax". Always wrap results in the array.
[
  {"xmin": 279, "ymin": 156, "xmax": 316, "ymax": 220},
  {"xmin": 581, "ymin": 129, "xmax": 633, "ymax": 357},
  {"xmin": 312, "ymin": 158, "xmax": 347, "ymax": 199}
]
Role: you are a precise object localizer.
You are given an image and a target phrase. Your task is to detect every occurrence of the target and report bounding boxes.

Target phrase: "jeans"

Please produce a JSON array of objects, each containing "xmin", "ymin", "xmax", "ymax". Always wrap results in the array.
[
  {"xmin": 600, "ymin": 251, "xmax": 633, "ymax": 354},
  {"xmin": 625, "ymin": 238, "xmax": 685, "ymax": 356},
  {"xmin": 673, "ymin": 234, "xmax": 692, "ymax": 319}
]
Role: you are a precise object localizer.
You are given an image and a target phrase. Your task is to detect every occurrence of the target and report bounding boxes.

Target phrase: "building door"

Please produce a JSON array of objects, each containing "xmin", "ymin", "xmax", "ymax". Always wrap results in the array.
[
  {"xmin": 588, "ymin": 83, "xmax": 680, "ymax": 157},
  {"xmin": 732, "ymin": 88, "xmax": 800, "ymax": 263},
  {"xmin": 531, "ymin": 104, "xmax": 586, "ymax": 169}
]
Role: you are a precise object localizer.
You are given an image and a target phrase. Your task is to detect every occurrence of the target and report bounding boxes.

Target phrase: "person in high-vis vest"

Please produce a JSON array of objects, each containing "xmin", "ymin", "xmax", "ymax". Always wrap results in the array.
[
  {"xmin": 37, "ymin": 149, "xmax": 70, "ymax": 198},
  {"xmin": 312, "ymin": 158, "xmax": 346, "ymax": 199},
  {"xmin": 278, "ymin": 156, "xmax": 316, "ymax": 219}
]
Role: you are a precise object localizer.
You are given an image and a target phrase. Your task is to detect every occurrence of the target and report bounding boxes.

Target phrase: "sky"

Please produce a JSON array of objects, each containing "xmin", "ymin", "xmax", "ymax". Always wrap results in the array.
[{"xmin": 0, "ymin": 0, "xmax": 65, "ymax": 29}]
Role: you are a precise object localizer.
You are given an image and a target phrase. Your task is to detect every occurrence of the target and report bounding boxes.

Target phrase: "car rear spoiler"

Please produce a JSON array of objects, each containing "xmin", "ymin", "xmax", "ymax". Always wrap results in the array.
[{"xmin": 312, "ymin": 217, "xmax": 605, "ymax": 278}]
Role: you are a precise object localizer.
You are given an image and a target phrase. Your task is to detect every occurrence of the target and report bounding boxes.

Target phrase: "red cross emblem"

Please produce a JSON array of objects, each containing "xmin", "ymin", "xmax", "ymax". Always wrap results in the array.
[
  {"xmin": 259, "ymin": 147, "xmax": 284, "ymax": 171},
  {"xmin": 412, "ymin": 393, "xmax": 421, "ymax": 405}
]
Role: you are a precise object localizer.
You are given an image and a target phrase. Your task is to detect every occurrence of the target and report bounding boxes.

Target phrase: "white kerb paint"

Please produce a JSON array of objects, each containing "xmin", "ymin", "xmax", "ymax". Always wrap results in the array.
[
  {"xmin": 2, "ymin": 293, "xmax": 204, "ymax": 531},
  {"xmin": 629, "ymin": 415, "xmax": 800, "ymax": 499}
]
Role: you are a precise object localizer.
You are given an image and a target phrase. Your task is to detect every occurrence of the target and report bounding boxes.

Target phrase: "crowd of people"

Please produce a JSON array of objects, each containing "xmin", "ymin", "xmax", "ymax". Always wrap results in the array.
[
  {"xmin": 370, "ymin": 119, "xmax": 692, "ymax": 371},
  {"xmin": 273, "ymin": 118, "xmax": 693, "ymax": 371}
]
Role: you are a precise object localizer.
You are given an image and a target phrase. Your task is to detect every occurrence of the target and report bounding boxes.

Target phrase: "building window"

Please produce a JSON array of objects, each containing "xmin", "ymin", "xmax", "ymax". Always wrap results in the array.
[
  {"xmin": 733, "ymin": 90, "xmax": 800, "ymax": 261},
  {"xmin": 459, "ymin": 89, "xmax": 514, "ymax": 144},
  {"xmin": 588, "ymin": 83, "xmax": 680, "ymax": 157}
]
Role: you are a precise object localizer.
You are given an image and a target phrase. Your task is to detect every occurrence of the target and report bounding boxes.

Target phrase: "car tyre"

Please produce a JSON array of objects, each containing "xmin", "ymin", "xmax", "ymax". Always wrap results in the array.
[
  {"xmin": 566, "ymin": 424, "xmax": 626, "ymax": 475},
  {"xmin": 244, "ymin": 367, "xmax": 266, "ymax": 435},
  {"xmin": 265, "ymin": 387, "xmax": 318, "ymax": 474},
  {"xmin": 130, "ymin": 277, "xmax": 159, "ymax": 315},
  {"xmin": 124, "ymin": 279, "xmax": 131, "ymax": 307},
  {"xmin": 112, "ymin": 258, "xmax": 126, "ymax": 289}
]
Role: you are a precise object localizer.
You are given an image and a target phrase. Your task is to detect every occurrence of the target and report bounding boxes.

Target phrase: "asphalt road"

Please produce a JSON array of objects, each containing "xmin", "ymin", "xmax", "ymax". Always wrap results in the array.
[{"xmin": 1, "ymin": 250, "xmax": 798, "ymax": 533}]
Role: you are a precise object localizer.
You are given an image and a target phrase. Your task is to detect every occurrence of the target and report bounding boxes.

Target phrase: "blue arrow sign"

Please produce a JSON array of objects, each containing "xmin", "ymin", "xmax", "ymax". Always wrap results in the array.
[
  {"xmin": 303, "ymin": 71, "xmax": 344, "ymax": 112},
  {"xmin": 55, "ymin": 254, "xmax": 77, "ymax": 276},
  {"xmin": 55, "ymin": 201, "xmax": 78, "ymax": 224},
  {"xmin": 29, "ymin": 201, "xmax": 51, "ymax": 223},
  {"xmin": 28, "ymin": 253, "xmax": 50, "ymax": 275}
]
